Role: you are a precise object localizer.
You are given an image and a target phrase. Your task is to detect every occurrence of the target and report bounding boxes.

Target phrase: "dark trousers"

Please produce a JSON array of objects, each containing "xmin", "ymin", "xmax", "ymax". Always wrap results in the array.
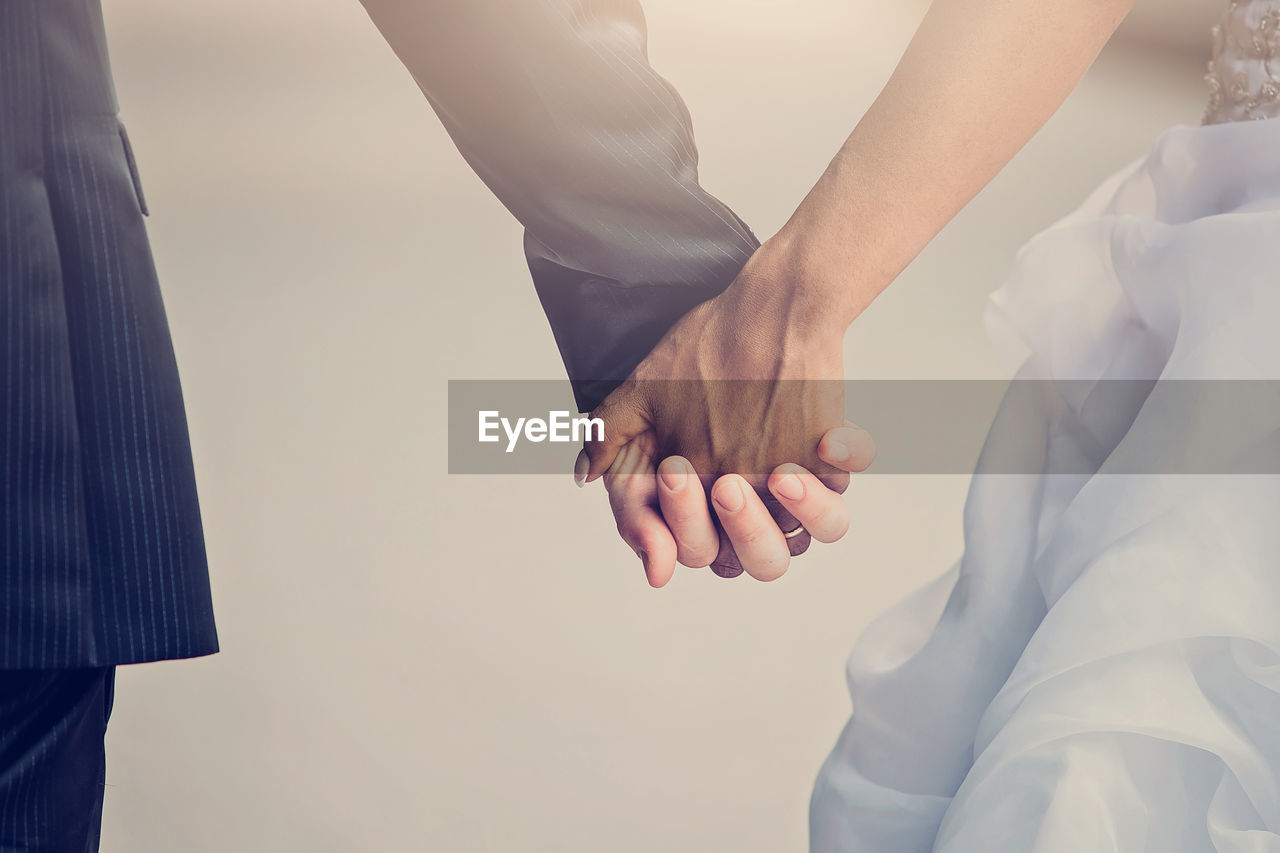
[{"xmin": 0, "ymin": 669, "xmax": 115, "ymax": 853}]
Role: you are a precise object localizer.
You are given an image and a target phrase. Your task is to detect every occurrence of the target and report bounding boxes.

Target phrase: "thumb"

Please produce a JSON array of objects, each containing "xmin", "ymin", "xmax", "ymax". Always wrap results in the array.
[{"xmin": 579, "ymin": 384, "xmax": 651, "ymax": 484}]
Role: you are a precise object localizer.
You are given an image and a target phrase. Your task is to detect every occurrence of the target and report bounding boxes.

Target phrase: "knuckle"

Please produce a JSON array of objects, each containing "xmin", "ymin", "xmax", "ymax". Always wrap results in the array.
[
  {"xmin": 678, "ymin": 544, "xmax": 717, "ymax": 569},
  {"xmin": 637, "ymin": 533, "xmax": 665, "ymax": 558},
  {"xmin": 805, "ymin": 500, "xmax": 834, "ymax": 525},
  {"xmin": 614, "ymin": 519, "xmax": 638, "ymax": 544},
  {"xmin": 732, "ymin": 524, "xmax": 768, "ymax": 547},
  {"xmin": 664, "ymin": 500, "xmax": 703, "ymax": 527}
]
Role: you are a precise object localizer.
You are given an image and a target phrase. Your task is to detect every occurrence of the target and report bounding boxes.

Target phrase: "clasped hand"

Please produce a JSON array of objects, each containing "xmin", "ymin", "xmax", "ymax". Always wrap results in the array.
[{"xmin": 576, "ymin": 239, "xmax": 875, "ymax": 585}]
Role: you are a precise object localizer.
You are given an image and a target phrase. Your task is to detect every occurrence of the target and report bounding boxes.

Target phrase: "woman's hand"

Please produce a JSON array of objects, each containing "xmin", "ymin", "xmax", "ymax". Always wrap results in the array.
[{"xmin": 604, "ymin": 424, "xmax": 875, "ymax": 586}]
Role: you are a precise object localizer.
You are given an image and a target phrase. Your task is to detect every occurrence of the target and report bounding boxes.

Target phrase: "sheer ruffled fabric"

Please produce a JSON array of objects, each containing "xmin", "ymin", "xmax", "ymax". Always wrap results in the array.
[{"xmin": 811, "ymin": 117, "xmax": 1280, "ymax": 852}]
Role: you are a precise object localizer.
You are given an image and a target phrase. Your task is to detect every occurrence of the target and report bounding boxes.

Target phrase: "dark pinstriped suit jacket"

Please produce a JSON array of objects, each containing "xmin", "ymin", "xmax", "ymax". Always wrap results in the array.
[
  {"xmin": 1, "ymin": 0, "xmax": 756, "ymax": 668},
  {"xmin": 1, "ymin": 0, "xmax": 215, "ymax": 668}
]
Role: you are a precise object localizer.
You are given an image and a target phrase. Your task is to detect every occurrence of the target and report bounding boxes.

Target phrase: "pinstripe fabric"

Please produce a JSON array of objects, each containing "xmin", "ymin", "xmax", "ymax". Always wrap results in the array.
[
  {"xmin": 0, "ymin": 0, "xmax": 217, "ymax": 668},
  {"xmin": 0, "ymin": 668, "xmax": 114, "ymax": 852},
  {"xmin": 362, "ymin": 0, "xmax": 761, "ymax": 411}
]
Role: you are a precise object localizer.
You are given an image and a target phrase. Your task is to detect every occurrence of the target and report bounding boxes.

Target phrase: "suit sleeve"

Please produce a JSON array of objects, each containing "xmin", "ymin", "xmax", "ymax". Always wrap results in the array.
[{"xmin": 358, "ymin": 0, "xmax": 759, "ymax": 411}]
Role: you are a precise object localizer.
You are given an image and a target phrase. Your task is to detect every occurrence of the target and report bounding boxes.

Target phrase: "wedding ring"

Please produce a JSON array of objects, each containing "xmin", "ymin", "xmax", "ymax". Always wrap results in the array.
[{"xmin": 783, "ymin": 524, "xmax": 806, "ymax": 540}]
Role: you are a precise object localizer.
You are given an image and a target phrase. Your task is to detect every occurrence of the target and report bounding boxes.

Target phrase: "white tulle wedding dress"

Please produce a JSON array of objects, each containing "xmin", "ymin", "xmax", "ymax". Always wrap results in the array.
[{"xmin": 809, "ymin": 3, "xmax": 1280, "ymax": 850}]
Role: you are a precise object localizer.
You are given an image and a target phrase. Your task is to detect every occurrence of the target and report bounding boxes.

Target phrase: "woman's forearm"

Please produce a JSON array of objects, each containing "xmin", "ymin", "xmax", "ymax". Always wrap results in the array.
[{"xmin": 758, "ymin": 0, "xmax": 1135, "ymax": 335}]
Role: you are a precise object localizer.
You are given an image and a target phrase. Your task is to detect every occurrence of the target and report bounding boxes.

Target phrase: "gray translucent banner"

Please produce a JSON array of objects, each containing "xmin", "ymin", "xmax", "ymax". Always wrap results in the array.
[{"xmin": 448, "ymin": 379, "xmax": 1280, "ymax": 475}]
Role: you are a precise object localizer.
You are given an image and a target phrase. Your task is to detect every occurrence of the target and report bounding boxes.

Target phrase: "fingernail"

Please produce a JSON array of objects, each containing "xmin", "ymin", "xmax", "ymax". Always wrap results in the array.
[
  {"xmin": 573, "ymin": 449, "xmax": 589, "ymax": 487},
  {"xmin": 658, "ymin": 458, "xmax": 687, "ymax": 492},
  {"xmin": 775, "ymin": 470, "xmax": 805, "ymax": 501},
  {"xmin": 825, "ymin": 439, "xmax": 850, "ymax": 463},
  {"xmin": 712, "ymin": 478, "xmax": 744, "ymax": 513}
]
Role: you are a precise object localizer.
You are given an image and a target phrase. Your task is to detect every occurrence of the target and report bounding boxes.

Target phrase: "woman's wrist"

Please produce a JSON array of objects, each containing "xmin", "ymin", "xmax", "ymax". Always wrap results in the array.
[
  {"xmin": 707, "ymin": 236, "xmax": 848, "ymax": 377},
  {"xmin": 728, "ymin": 223, "xmax": 872, "ymax": 343}
]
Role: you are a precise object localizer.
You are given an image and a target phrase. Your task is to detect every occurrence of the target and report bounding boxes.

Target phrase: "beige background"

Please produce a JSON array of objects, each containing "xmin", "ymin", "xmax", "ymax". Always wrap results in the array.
[{"xmin": 97, "ymin": 1, "xmax": 1215, "ymax": 850}]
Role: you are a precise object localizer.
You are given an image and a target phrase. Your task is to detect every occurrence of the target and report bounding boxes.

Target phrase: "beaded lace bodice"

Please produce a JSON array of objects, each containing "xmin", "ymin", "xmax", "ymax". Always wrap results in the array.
[{"xmin": 1204, "ymin": 0, "xmax": 1280, "ymax": 123}]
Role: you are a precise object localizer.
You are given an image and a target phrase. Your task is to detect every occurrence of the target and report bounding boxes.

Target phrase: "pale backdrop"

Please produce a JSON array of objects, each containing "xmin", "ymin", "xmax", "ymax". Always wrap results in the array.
[{"xmin": 96, "ymin": 1, "xmax": 1214, "ymax": 850}]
